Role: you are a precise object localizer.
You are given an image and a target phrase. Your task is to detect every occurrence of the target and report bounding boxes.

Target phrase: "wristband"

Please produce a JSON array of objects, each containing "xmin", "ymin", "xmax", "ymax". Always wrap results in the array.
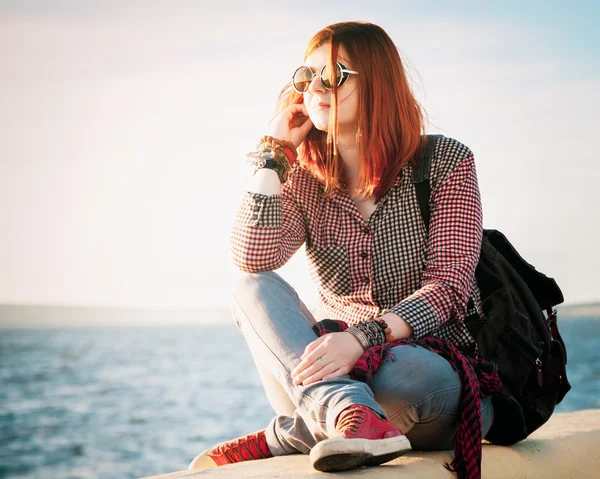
[{"xmin": 346, "ymin": 326, "xmax": 370, "ymax": 351}]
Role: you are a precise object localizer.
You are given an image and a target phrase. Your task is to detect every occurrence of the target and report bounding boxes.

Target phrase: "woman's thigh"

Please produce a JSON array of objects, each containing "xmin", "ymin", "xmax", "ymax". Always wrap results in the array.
[
  {"xmin": 231, "ymin": 271, "xmax": 319, "ymax": 417},
  {"xmin": 370, "ymin": 344, "xmax": 493, "ymax": 450},
  {"xmin": 252, "ymin": 289, "xmax": 318, "ymax": 417}
]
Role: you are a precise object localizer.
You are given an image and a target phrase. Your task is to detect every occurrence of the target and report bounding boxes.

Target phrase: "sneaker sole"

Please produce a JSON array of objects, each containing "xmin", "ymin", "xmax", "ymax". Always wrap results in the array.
[
  {"xmin": 188, "ymin": 448, "xmax": 218, "ymax": 469},
  {"xmin": 310, "ymin": 435, "xmax": 412, "ymax": 472}
]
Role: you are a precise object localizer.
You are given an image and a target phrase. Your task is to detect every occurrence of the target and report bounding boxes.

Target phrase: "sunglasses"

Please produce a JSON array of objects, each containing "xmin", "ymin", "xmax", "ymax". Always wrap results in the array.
[{"xmin": 292, "ymin": 62, "xmax": 358, "ymax": 93}]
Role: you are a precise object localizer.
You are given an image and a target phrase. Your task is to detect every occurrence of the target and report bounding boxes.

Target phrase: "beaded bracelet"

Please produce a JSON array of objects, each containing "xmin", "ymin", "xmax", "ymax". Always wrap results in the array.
[
  {"xmin": 373, "ymin": 318, "xmax": 395, "ymax": 342},
  {"xmin": 259, "ymin": 135, "xmax": 298, "ymax": 165},
  {"xmin": 258, "ymin": 144, "xmax": 292, "ymax": 169},
  {"xmin": 356, "ymin": 320, "xmax": 386, "ymax": 347}
]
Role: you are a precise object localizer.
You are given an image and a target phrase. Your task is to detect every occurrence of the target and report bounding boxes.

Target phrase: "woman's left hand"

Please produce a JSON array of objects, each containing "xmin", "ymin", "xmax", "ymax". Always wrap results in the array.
[{"xmin": 291, "ymin": 332, "xmax": 364, "ymax": 386}]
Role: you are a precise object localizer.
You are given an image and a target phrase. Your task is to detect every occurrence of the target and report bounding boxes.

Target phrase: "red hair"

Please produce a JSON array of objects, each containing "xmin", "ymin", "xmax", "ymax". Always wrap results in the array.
[{"xmin": 273, "ymin": 21, "xmax": 429, "ymax": 202}]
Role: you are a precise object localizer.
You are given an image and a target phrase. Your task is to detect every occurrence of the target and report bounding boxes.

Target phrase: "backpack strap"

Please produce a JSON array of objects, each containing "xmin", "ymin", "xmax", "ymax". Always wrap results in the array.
[{"xmin": 412, "ymin": 134, "xmax": 441, "ymax": 233}]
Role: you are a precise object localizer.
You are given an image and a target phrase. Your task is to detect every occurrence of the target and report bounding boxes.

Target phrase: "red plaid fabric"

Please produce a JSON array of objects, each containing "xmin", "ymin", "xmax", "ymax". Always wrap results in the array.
[
  {"xmin": 313, "ymin": 318, "xmax": 502, "ymax": 479},
  {"xmin": 230, "ymin": 135, "xmax": 483, "ymax": 351}
]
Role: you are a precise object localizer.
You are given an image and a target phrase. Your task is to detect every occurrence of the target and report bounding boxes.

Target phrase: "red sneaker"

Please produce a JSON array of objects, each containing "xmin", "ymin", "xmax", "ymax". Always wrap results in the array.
[
  {"xmin": 310, "ymin": 404, "xmax": 411, "ymax": 472},
  {"xmin": 188, "ymin": 429, "xmax": 273, "ymax": 469}
]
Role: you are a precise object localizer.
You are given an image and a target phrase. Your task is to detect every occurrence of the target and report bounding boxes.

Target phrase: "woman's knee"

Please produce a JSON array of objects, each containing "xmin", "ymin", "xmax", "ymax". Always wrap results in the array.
[
  {"xmin": 371, "ymin": 345, "xmax": 461, "ymax": 412},
  {"xmin": 232, "ymin": 271, "xmax": 291, "ymax": 313},
  {"xmin": 233, "ymin": 271, "xmax": 297, "ymax": 301},
  {"xmin": 404, "ymin": 395, "xmax": 495, "ymax": 451},
  {"xmin": 230, "ymin": 271, "xmax": 302, "ymax": 328},
  {"xmin": 233, "ymin": 270, "xmax": 277, "ymax": 299}
]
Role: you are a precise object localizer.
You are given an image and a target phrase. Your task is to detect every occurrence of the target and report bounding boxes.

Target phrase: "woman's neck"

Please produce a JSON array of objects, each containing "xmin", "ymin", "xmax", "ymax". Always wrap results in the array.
[{"xmin": 337, "ymin": 134, "xmax": 361, "ymax": 189}]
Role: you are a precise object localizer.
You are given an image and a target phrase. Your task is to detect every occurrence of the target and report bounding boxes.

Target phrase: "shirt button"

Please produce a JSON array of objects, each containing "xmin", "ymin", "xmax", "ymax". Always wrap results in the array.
[
  {"xmin": 251, "ymin": 215, "xmax": 258, "ymax": 220},
  {"xmin": 360, "ymin": 251, "xmax": 368, "ymax": 259},
  {"xmin": 362, "ymin": 227, "xmax": 369, "ymax": 234},
  {"xmin": 363, "ymin": 277, "xmax": 370, "ymax": 284},
  {"xmin": 253, "ymin": 205, "xmax": 260, "ymax": 211}
]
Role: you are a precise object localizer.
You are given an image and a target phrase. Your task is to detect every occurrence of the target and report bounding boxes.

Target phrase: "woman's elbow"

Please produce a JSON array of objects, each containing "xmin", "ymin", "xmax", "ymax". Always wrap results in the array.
[{"xmin": 231, "ymin": 252, "xmax": 283, "ymax": 273}]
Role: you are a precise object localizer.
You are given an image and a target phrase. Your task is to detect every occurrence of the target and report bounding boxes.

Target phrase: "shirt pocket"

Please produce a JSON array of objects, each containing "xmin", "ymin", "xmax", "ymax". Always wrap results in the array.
[{"xmin": 306, "ymin": 244, "xmax": 352, "ymax": 296}]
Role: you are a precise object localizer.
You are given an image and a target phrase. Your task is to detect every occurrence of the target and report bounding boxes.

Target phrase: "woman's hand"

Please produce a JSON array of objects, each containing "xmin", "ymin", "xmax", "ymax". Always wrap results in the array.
[
  {"xmin": 266, "ymin": 101, "xmax": 314, "ymax": 149},
  {"xmin": 290, "ymin": 332, "xmax": 364, "ymax": 386}
]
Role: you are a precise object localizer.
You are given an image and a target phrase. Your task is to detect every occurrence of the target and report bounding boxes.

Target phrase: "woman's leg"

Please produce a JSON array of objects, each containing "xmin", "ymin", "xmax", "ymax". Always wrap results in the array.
[
  {"xmin": 231, "ymin": 271, "xmax": 387, "ymax": 456},
  {"xmin": 246, "ymin": 295, "xmax": 318, "ymax": 419},
  {"xmin": 369, "ymin": 344, "xmax": 495, "ymax": 450}
]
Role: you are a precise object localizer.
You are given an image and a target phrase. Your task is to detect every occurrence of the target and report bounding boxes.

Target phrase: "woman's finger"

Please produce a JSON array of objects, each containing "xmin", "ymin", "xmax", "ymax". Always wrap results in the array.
[
  {"xmin": 292, "ymin": 348, "xmax": 323, "ymax": 378},
  {"xmin": 301, "ymin": 361, "xmax": 340, "ymax": 386},
  {"xmin": 295, "ymin": 114, "xmax": 313, "ymax": 138},
  {"xmin": 286, "ymin": 103, "xmax": 307, "ymax": 120},
  {"xmin": 302, "ymin": 345, "xmax": 328, "ymax": 367},
  {"xmin": 292, "ymin": 360, "xmax": 319, "ymax": 385},
  {"xmin": 289, "ymin": 102, "xmax": 307, "ymax": 113},
  {"xmin": 301, "ymin": 337, "xmax": 323, "ymax": 358},
  {"xmin": 292, "ymin": 347, "xmax": 320, "ymax": 377},
  {"xmin": 292, "ymin": 351, "xmax": 329, "ymax": 385},
  {"xmin": 321, "ymin": 366, "xmax": 350, "ymax": 381}
]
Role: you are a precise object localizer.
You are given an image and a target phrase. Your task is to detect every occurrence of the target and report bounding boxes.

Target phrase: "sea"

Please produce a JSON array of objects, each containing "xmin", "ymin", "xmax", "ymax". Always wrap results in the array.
[{"xmin": 0, "ymin": 311, "xmax": 598, "ymax": 479}]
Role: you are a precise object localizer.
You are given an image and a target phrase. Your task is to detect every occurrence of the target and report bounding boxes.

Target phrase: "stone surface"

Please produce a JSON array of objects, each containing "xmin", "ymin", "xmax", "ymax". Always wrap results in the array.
[{"xmin": 140, "ymin": 409, "xmax": 600, "ymax": 478}]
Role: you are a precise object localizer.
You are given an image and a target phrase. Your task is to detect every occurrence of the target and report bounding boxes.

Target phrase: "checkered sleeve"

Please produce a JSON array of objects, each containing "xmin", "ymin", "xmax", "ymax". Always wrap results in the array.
[
  {"xmin": 388, "ymin": 151, "xmax": 483, "ymax": 338},
  {"xmin": 229, "ymin": 167, "xmax": 307, "ymax": 272}
]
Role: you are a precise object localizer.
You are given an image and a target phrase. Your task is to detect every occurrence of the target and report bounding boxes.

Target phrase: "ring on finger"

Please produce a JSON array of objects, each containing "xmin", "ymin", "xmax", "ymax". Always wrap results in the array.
[{"xmin": 317, "ymin": 356, "xmax": 326, "ymax": 367}]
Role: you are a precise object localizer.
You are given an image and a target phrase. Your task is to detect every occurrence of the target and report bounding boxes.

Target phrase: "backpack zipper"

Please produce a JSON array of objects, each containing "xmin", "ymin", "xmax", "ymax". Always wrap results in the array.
[{"xmin": 536, "ymin": 358, "xmax": 543, "ymax": 387}]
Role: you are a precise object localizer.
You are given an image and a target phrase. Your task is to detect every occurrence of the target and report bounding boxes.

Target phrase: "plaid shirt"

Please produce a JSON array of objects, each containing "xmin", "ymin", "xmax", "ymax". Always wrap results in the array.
[{"xmin": 230, "ymin": 135, "xmax": 483, "ymax": 351}]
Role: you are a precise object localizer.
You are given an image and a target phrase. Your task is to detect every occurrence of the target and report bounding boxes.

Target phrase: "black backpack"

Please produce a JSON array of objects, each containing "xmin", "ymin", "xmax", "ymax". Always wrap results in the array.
[{"xmin": 412, "ymin": 134, "xmax": 571, "ymax": 445}]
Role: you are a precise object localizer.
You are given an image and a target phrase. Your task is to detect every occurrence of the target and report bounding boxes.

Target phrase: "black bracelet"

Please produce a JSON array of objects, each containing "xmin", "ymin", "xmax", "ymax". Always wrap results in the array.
[
  {"xmin": 246, "ymin": 147, "xmax": 291, "ymax": 184},
  {"xmin": 259, "ymin": 159, "xmax": 289, "ymax": 184}
]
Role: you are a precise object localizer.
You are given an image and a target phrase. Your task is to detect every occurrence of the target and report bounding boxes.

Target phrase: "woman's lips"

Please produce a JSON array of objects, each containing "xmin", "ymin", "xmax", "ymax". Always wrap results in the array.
[{"xmin": 315, "ymin": 103, "xmax": 330, "ymax": 110}]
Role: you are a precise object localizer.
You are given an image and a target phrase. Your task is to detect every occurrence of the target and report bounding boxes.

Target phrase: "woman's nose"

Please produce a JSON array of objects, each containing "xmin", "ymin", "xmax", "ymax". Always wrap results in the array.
[{"xmin": 307, "ymin": 72, "xmax": 326, "ymax": 94}]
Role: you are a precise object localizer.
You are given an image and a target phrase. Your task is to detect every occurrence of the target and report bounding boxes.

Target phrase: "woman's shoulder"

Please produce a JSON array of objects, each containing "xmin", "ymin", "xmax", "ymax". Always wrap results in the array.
[{"xmin": 429, "ymin": 135, "xmax": 476, "ymax": 192}]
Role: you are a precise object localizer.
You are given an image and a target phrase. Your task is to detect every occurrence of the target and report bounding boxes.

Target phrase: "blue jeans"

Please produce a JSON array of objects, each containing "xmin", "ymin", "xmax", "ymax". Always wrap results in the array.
[{"xmin": 231, "ymin": 271, "xmax": 494, "ymax": 456}]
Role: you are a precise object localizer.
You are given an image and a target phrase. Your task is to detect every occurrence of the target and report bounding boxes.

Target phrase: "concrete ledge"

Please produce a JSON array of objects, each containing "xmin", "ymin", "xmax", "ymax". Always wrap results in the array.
[{"xmin": 140, "ymin": 409, "xmax": 600, "ymax": 478}]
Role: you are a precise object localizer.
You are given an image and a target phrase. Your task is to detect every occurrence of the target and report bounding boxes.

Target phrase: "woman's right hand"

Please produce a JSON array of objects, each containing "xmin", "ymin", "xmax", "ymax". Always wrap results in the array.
[{"xmin": 266, "ymin": 102, "xmax": 314, "ymax": 149}]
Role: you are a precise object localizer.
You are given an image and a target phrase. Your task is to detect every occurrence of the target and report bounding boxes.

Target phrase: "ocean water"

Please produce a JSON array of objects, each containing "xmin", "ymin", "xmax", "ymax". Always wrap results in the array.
[{"xmin": 1, "ymin": 317, "xmax": 599, "ymax": 479}]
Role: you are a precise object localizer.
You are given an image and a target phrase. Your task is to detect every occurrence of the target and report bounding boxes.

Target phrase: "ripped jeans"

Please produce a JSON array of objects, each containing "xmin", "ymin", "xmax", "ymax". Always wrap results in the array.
[{"xmin": 231, "ymin": 271, "xmax": 494, "ymax": 455}]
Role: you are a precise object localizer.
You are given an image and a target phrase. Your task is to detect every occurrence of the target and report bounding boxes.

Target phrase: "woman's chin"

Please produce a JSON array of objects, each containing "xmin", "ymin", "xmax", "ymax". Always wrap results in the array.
[{"xmin": 310, "ymin": 120, "xmax": 329, "ymax": 132}]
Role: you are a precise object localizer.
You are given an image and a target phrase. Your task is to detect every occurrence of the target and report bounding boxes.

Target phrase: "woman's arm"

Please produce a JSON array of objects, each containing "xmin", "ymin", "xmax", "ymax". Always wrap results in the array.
[
  {"xmin": 229, "ymin": 164, "xmax": 307, "ymax": 272},
  {"xmin": 382, "ymin": 150, "xmax": 483, "ymax": 339}
]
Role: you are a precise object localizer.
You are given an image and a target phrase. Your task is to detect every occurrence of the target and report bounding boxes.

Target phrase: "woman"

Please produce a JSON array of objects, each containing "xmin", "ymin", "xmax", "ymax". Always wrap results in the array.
[{"xmin": 189, "ymin": 21, "xmax": 494, "ymax": 474}]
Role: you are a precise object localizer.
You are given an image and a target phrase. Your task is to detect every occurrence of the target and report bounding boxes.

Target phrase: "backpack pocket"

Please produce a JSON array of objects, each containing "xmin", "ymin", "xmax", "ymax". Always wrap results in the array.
[
  {"xmin": 482, "ymin": 311, "xmax": 546, "ymax": 445},
  {"xmin": 490, "ymin": 311, "xmax": 544, "ymax": 397}
]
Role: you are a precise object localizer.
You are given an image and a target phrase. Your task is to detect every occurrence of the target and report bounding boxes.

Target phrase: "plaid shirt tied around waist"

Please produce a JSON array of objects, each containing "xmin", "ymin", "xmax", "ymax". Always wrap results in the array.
[{"xmin": 230, "ymin": 135, "xmax": 484, "ymax": 352}]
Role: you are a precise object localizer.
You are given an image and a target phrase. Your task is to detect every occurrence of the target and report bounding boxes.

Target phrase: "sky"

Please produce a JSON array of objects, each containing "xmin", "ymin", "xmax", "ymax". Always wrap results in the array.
[{"xmin": 0, "ymin": 0, "xmax": 599, "ymax": 312}]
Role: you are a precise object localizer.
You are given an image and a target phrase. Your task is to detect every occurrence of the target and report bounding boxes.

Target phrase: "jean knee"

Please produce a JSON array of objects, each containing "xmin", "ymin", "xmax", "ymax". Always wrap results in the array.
[
  {"xmin": 233, "ymin": 270, "xmax": 298, "ymax": 304},
  {"xmin": 231, "ymin": 271, "xmax": 272, "ymax": 327},
  {"xmin": 371, "ymin": 345, "xmax": 461, "ymax": 413},
  {"xmin": 231, "ymin": 271, "xmax": 300, "ymax": 329},
  {"xmin": 233, "ymin": 270, "xmax": 274, "ymax": 296}
]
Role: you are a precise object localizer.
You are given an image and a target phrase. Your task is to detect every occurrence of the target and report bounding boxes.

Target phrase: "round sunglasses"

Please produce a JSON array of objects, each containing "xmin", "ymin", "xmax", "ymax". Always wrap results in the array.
[{"xmin": 292, "ymin": 62, "xmax": 358, "ymax": 93}]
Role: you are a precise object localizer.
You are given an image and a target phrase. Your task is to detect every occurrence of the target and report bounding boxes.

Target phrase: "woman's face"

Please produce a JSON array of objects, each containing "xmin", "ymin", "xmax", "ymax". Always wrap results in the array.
[{"xmin": 301, "ymin": 44, "xmax": 359, "ymax": 133}]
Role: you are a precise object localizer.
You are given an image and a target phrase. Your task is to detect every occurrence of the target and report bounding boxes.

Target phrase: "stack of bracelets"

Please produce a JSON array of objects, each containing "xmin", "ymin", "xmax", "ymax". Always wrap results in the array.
[
  {"xmin": 245, "ymin": 135, "xmax": 298, "ymax": 184},
  {"xmin": 346, "ymin": 318, "xmax": 396, "ymax": 351}
]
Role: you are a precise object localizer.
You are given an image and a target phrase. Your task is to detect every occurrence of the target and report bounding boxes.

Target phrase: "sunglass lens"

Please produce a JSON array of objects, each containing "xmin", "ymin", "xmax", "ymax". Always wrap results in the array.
[
  {"xmin": 292, "ymin": 66, "xmax": 313, "ymax": 92},
  {"xmin": 321, "ymin": 63, "xmax": 344, "ymax": 89}
]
